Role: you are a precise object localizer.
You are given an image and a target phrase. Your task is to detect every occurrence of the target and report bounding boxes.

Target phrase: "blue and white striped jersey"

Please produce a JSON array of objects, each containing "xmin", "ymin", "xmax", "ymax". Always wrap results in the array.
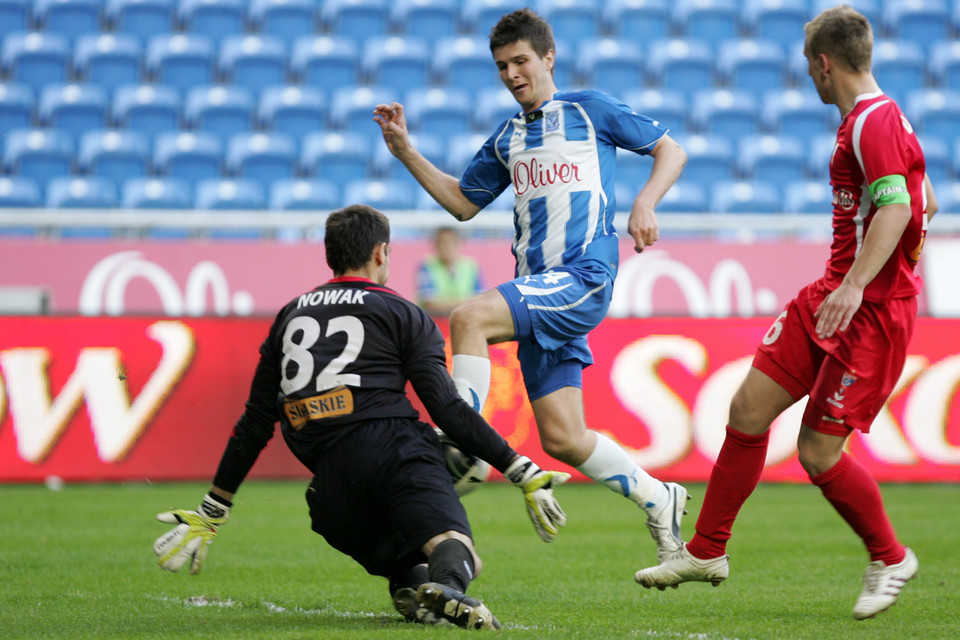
[{"xmin": 459, "ymin": 89, "xmax": 667, "ymax": 278}]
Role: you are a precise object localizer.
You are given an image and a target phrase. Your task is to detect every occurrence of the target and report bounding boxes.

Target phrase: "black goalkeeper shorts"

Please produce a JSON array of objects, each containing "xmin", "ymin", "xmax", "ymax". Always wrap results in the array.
[{"xmin": 305, "ymin": 417, "xmax": 472, "ymax": 578}]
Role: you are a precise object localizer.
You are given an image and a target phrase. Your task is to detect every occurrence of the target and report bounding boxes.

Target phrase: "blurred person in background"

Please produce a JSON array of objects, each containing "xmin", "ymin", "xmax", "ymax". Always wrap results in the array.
[{"xmin": 417, "ymin": 226, "xmax": 484, "ymax": 316}]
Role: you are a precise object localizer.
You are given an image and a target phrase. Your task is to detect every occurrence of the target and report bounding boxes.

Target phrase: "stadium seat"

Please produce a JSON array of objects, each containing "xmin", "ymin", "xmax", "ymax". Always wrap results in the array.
[
  {"xmin": 933, "ymin": 179, "xmax": 960, "ymax": 214},
  {"xmin": 38, "ymin": 84, "xmax": 109, "ymax": 135},
  {"xmin": 647, "ymin": 180, "xmax": 708, "ymax": 213},
  {"xmin": 549, "ymin": 40, "xmax": 576, "ymax": 90},
  {"xmin": 783, "ymin": 180, "xmax": 832, "ymax": 214},
  {"xmin": 711, "ymin": 180, "xmax": 780, "ymax": 214},
  {"xmin": 329, "ymin": 85, "xmax": 398, "ymax": 139},
  {"xmin": 917, "ymin": 137, "xmax": 951, "ymax": 185},
  {"xmin": 603, "ymin": 0, "xmax": 669, "ymax": 42},
  {"xmin": 671, "ymin": 133, "xmax": 735, "ymax": 188},
  {"xmin": 537, "ymin": 0, "xmax": 602, "ymax": 46},
  {"xmin": 0, "ymin": 82, "xmax": 34, "ymax": 133},
  {"xmin": 362, "ymin": 36, "xmax": 431, "ymax": 94},
  {"xmin": 249, "ymin": 0, "xmax": 317, "ymax": 39},
  {"xmin": 906, "ymin": 89, "xmax": 960, "ymax": 143},
  {"xmin": 461, "ymin": 0, "xmax": 517, "ymax": 37},
  {"xmin": 472, "ymin": 87, "xmax": 520, "ymax": 130},
  {"xmin": 74, "ymin": 34, "xmax": 142, "ymax": 93},
  {"xmin": 0, "ymin": 176, "xmax": 42, "ymax": 207},
  {"xmin": 78, "ymin": 129, "xmax": 150, "ymax": 183},
  {"xmin": 646, "ymin": 38, "xmax": 715, "ymax": 97},
  {"xmin": 225, "ymin": 131, "xmax": 298, "ymax": 188},
  {"xmin": 373, "ymin": 131, "xmax": 446, "ymax": 184},
  {"xmin": 390, "ymin": 0, "xmax": 459, "ymax": 37},
  {"xmin": 616, "ymin": 147, "xmax": 652, "ymax": 188},
  {"xmin": 403, "ymin": 86, "xmax": 472, "ymax": 137},
  {"xmin": 33, "ymin": 0, "xmax": 102, "ymax": 41},
  {"xmin": 761, "ymin": 88, "xmax": 837, "ymax": 137},
  {"xmin": 737, "ymin": 134, "xmax": 806, "ymax": 183},
  {"xmin": 106, "ymin": 0, "xmax": 176, "ymax": 40},
  {"xmin": 179, "ymin": 0, "xmax": 246, "ymax": 42},
  {"xmin": 742, "ymin": 0, "xmax": 809, "ymax": 44},
  {"xmin": 4, "ymin": 128, "xmax": 74, "ymax": 180},
  {"xmin": 301, "ymin": 130, "xmax": 371, "ymax": 183},
  {"xmin": 433, "ymin": 36, "xmax": 499, "ymax": 92},
  {"xmin": 322, "ymin": 0, "xmax": 389, "ymax": 39},
  {"xmin": 219, "ymin": 34, "xmax": 288, "ymax": 92},
  {"xmin": 292, "ymin": 35, "xmax": 360, "ymax": 92},
  {"xmin": 269, "ymin": 178, "xmax": 340, "ymax": 211},
  {"xmin": 112, "ymin": 84, "xmax": 181, "ymax": 137},
  {"xmin": 622, "ymin": 88, "xmax": 689, "ymax": 135},
  {"xmin": 812, "ymin": 0, "xmax": 879, "ymax": 28},
  {"xmin": 259, "ymin": 85, "xmax": 327, "ymax": 137},
  {"xmin": 673, "ymin": 0, "xmax": 740, "ymax": 46},
  {"xmin": 154, "ymin": 130, "xmax": 223, "ymax": 184},
  {"xmin": 122, "ymin": 176, "xmax": 192, "ymax": 209},
  {"xmin": 343, "ymin": 178, "xmax": 416, "ymax": 210},
  {"xmin": 691, "ymin": 89, "xmax": 759, "ymax": 138},
  {"xmin": 871, "ymin": 40, "xmax": 927, "ymax": 97},
  {"xmin": 2, "ymin": 32, "xmax": 70, "ymax": 91},
  {"xmin": 716, "ymin": 39, "xmax": 785, "ymax": 95},
  {"xmin": 0, "ymin": 0, "xmax": 32, "ymax": 38},
  {"xmin": 883, "ymin": 0, "xmax": 950, "ymax": 52},
  {"xmin": 445, "ymin": 132, "xmax": 488, "ymax": 176},
  {"xmin": 146, "ymin": 33, "xmax": 217, "ymax": 92},
  {"xmin": 930, "ymin": 40, "xmax": 960, "ymax": 93},
  {"xmin": 806, "ymin": 133, "xmax": 836, "ymax": 180},
  {"xmin": 46, "ymin": 176, "xmax": 119, "ymax": 209},
  {"xmin": 185, "ymin": 85, "xmax": 255, "ymax": 139},
  {"xmin": 577, "ymin": 38, "xmax": 645, "ymax": 97},
  {"xmin": 194, "ymin": 178, "xmax": 266, "ymax": 210}
]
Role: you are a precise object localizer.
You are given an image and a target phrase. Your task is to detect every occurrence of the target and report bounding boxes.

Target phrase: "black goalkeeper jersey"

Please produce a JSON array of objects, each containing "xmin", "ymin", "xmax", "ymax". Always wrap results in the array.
[{"xmin": 212, "ymin": 277, "xmax": 515, "ymax": 491}]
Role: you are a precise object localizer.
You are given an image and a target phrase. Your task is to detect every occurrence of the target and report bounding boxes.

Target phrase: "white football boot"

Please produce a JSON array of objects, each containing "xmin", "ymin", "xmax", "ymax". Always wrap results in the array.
[
  {"xmin": 645, "ymin": 482, "xmax": 690, "ymax": 561},
  {"xmin": 852, "ymin": 547, "xmax": 918, "ymax": 620},
  {"xmin": 634, "ymin": 543, "xmax": 730, "ymax": 590}
]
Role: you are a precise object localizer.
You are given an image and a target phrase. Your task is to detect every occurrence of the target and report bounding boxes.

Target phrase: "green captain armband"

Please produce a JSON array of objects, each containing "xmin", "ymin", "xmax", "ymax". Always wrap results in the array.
[{"xmin": 870, "ymin": 175, "xmax": 911, "ymax": 207}]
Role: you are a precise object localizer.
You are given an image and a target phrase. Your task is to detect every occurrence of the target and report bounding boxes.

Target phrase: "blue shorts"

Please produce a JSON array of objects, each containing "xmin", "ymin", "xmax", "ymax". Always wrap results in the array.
[{"xmin": 497, "ymin": 262, "xmax": 612, "ymax": 401}]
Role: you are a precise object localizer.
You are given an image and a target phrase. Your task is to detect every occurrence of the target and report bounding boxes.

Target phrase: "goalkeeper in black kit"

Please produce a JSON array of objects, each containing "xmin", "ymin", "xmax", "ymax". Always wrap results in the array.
[{"xmin": 152, "ymin": 204, "xmax": 570, "ymax": 630}]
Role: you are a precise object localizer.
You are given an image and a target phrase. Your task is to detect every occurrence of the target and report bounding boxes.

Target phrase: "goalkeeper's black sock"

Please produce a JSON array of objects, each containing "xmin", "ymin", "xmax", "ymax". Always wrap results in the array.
[
  {"xmin": 427, "ymin": 539, "xmax": 474, "ymax": 592},
  {"xmin": 389, "ymin": 563, "xmax": 429, "ymax": 596}
]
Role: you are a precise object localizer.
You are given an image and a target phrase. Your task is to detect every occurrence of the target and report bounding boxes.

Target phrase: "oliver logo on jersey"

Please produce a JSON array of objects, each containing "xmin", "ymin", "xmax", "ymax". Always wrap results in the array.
[
  {"xmin": 513, "ymin": 157, "xmax": 582, "ymax": 195},
  {"xmin": 283, "ymin": 386, "xmax": 354, "ymax": 429}
]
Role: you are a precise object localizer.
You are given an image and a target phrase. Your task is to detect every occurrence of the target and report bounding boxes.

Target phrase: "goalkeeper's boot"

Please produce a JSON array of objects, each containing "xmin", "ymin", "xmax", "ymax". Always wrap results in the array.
[
  {"xmin": 634, "ymin": 543, "xmax": 729, "ymax": 590},
  {"xmin": 852, "ymin": 547, "xmax": 918, "ymax": 620},
  {"xmin": 416, "ymin": 582, "xmax": 501, "ymax": 630},
  {"xmin": 644, "ymin": 482, "xmax": 689, "ymax": 561},
  {"xmin": 392, "ymin": 588, "xmax": 441, "ymax": 625}
]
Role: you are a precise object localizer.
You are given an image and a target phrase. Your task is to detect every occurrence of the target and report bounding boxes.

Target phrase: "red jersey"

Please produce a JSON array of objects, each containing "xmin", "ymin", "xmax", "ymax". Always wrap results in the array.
[{"xmin": 824, "ymin": 91, "xmax": 928, "ymax": 301}]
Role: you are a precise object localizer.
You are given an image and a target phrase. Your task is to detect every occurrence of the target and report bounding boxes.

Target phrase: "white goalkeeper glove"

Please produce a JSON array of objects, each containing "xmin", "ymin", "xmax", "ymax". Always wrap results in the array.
[
  {"xmin": 505, "ymin": 456, "xmax": 570, "ymax": 542},
  {"xmin": 153, "ymin": 494, "xmax": 231, "ymax": 574}
]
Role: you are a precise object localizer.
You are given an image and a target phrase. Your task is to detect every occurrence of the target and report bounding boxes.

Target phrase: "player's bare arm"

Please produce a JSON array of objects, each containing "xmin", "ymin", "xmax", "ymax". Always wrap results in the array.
[
  {"xmin": 628, "ymin": 135, "xmax": 687, "ymax": 252},
  {"xmin": 814, "ymin": 201, "xmax": 912, "ymax": 338},
  {"xmin": 373, "ymin": 102, "xmax": 481, "ymax": 222}
]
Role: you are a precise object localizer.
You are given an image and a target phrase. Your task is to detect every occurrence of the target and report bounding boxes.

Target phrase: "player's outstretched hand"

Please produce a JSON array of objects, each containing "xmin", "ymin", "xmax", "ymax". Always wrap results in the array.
[
  {"xmin": 372, "ymin": 102, "xmax": 411, "ymax": 156},
  {"xmin": 153, "ymin": 494, "xmax": 230, "ymax": 574},
  {"xmin": 505, "ymin": 456, "xmax": 570, "ymax": 542}
]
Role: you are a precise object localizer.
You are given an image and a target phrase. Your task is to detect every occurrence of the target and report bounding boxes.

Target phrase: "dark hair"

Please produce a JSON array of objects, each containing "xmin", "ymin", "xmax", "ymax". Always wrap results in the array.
[
  {"xmin": 804, "ymin": 5, "xmax": 873, "ymax": 73},
  {"xmin": 489, "ymin": 8, "xmax": 554, "ymax": 58},
  {"xmin": 324, "ymin": 204, "xmax": 390, "ymax": 275}
]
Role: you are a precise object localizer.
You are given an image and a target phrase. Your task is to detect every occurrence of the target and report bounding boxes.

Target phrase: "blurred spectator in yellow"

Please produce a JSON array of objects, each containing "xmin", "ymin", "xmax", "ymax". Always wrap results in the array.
[{"xmin": 417, "ymin": 227, "xmax": 483, "ymax": 316}]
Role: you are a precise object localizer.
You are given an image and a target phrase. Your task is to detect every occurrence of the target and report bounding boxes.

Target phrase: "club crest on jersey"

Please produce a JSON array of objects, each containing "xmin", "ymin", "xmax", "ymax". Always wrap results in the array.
[
  {"xmin": 833, "ymin": 188, "xmax": 856, "ymax": 211},
  {"xmin": 544, "ymin": 110, "xmax": 560, "ymax": 132},
  {"xmin": 826, "ymin": 372, "xmax": 857, "ymax": 409}
]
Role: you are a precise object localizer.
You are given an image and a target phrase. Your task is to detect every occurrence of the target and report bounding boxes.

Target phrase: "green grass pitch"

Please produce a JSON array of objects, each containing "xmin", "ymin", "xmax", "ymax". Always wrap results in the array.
[{"xmin": 2, "ymin": 481, "xmax": 958, "ymax": 639}]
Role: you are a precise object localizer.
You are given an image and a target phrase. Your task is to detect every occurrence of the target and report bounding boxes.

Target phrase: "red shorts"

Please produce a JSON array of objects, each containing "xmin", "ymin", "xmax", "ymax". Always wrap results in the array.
[{"xmin": 752, "ymin": 279, "xmax": 916, "ymax": 436}]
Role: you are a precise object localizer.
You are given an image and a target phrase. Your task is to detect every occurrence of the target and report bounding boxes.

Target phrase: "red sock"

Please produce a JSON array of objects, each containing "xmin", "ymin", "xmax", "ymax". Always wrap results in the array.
[
  {"xmin": 810, "ymin": 452, "xmax": 905, "ymax": 565},
  {"xmin": 687, "ymin": 426, "xmax": 769, "ymax": 560}
]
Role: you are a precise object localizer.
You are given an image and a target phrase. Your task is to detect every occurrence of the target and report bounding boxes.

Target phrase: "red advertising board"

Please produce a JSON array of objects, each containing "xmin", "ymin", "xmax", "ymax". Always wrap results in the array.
[{"xmin": 2, "ymin": 316, "xmax": 958, "ymax": 483}]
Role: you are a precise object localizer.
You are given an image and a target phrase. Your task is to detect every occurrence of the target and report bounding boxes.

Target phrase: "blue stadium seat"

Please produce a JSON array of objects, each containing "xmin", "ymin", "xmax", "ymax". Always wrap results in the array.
[
  {"xmin": 647, "ymin": 38, "xmax": 715, "ymax": 97},
  {"xmin": 812, "ymin": 0, "xmax": 879, "ymax": 27},
  {"xmin": 269, "ymin": 178, "xmax": 340, "ymax": 210},
  {"xmin": 4, "ymin": 129, "xmax": 74, "ymax": 180},
  {"xmin": 106, "ymin": 0, "xmax": 176, "ymax": 39},
  {"xmin": 917, "ymin": 136, "xmax": 951, "ymax": 184},
  {"xmin": 577, "ymin": 38, "xmax": 644, "ymax": 97},
  {"xmin": 930, "ymin": 40, "xmax": 960, "ymax": 93},
  {"xmin": 195, "ymin": 178, "xmax": 266, "ymax": 210},
  {"xmin": 872, "ymin": 40, "xmax": 927, "ymax": 97},
  {"xmin": 783, "ymin": 180, "xmax": 832, "ymax": 214},
  {"xmin": 933, "ymin": 178, "xmax": 960, "ymax": 214},
  {"xmin": 74, "ymin": 34, "xmax": 142, "ymax": 93},
  {"xmin": 461, "ymin": 0, "xmax": 517, "ymax": 37},
  {"xmin": 906, "ymin": 89, "xmax": 960, "ymax": 143},
  {"xmin": 259, "ymin": 85, "xmax": 327, "ymax": 137},
  {"xmin": 472, "ymin": 86, "xmax": 521, "ymax": 130},
  {"xmin": 185, "ymin": 85, "xmax": 255, "ymax": 139},
  {"xmin": 249, "ymin": 0, "xmax": 317, "ymax": 39},
  {"xmin": 717, "ymin": 39, "xmax": 785, "ymax": 95},
  {"xmin": 403, "ymin": 86, "xmax": 472, "ymax": 137},
  {"xmin": 154, "ymin": 130, "xmax": 223, "ymax": 184},
  {"xmin": 122, "ymin": 177, "xmax": 192, "ymax": 209},
  {"xmin": 146, "ymin": 33, "xmax": 217, "ymax": 92},
  {"xmin": 433, "ymin": 36, "xmax": 499, "ymax": 92},
  {"xmin": 46, "ymin": 176, "xmax": 119, "ymax": 208},
  {"xmin": 806, "ymin": 133, "xmax": 835, "ymax": 180},
  {"xmin": 0, "ymin": 0, "xmax": 32, "ymax": 38},
  {"xmin": 2, "ymin": 32, "xmax": 70, "ymax": 91},
  {"xmin": 0, "ymin": 82, "xmax": 33, "ymax": 133},
  {"xmin": 301, "ymin": 130, "xmax": 370, "ymax": 183},
  {"xmin": 33, "ymin": 0, "xmax": 102, "ymax": 41},
  {"xmin": 673, "ymin": 0, "xmax": 740, "ymax": 46},
  {"xmin": 362, "ymin": 36, "xmax": 431, "ymax": 94},
  {"xmin": 622, "ymin": 88, "xmax": 689, "ymax": 135},
  {"xmin": 711, "ymin": 180, "xmax": 780, "ymax": 214},
  {"xmin": 292, "ymin": 35, "xmax": 360, "ymax": 92},
  {"xmin": 38, "ymin": 83, "xmax": 109, "ymax": 135},
  {"xmin": 225, "ymin": 131, "xmax": 298, "ymax": 188},
  {"xmin": 179, "ymin": 0, "xmax": 246, "ymax": 42},
  {"xmin": 390, "ymin": 0, "xmax": 458, "ymax": 37},
  {"xmin": 322, "ymin": 0, "xmax": 388, "ymax": 39},
  {"xmin": 373, "ymin": 131, "xmax": 446, "ymax": 184},
  {"xmin": 742, "ymin": 0, "xmax": 809, "ymax": 44},
  {"xmin": 691, "ymin": 89, "xmax": 759, "ymax": 138},
  {"xmin": 883, "ymin": 0, "xmax": 950, "ymax": 52},
  {"xmin": 671, "ymin": 133, "xmax": 735, "ymax": 188},
  {"xmin": 737, "ymin": 134, "xmax": 806, "ymax": 183},
  {"xmin": 219, "ymin": 34, "xmax": 288, "ymax": 92},
  {"xmin": 0, "ymin": 176, "xmax": 42, "ymax": 207},
  {"xmin": 603, "ymin": 0, "xmax": 669, "ymax": 42},
  {"xmin": 112, "ymin": 84, "xmax": 181, "ymax": 136},
  {"xmin": 537, "ymin": 0, "xmax": 602, "ymax": 46},
  {"xmin": 329, "ymin": 85, "xmax": 398, "ymax": 139},
  {"xmin": 343, "ymin": 178, "xmax": 416, "ymax": 210},
  {"xmin": 650, "ymin": 180, "xmax": 708, "ymax": 213},
  {"xmin": 79, "ymin": 129, "xmax": 150, "ymax": 183},
  {"xmin": 551, "ymin": 39, "xmax": 575, "ymax": 90},
  {"xmin": 761, "ymin": 88, "xmax": 837, "ymax": 138},
  {"xmin": 445, "ymin": 132, "xmax": 488, "ymax": 176},
  {"xmin": 616, "ymin": 147, "xmax": 651, "ymax": 188}
]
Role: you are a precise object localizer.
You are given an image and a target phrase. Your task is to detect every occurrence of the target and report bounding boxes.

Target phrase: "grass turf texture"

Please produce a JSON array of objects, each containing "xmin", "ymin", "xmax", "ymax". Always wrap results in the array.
[{"xmin": 2, "ymin": 481, "xmax": 957, "ymax": 639}]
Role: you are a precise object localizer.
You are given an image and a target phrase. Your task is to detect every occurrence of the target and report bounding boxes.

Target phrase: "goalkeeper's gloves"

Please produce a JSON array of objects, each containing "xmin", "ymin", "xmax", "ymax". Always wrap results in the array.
[
  {"xmin": 505, "ymin": 456, "xmax": 570, "ymax": 542},
  {"xmin": 153, "ymin": 493, "xmax": 231, "ymax": 574}
]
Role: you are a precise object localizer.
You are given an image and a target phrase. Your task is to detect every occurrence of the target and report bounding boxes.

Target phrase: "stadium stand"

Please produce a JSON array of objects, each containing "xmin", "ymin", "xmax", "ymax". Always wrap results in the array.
[
  {"xmin": 225, "ymin": 131, "xmax": 299, "ymax": 188},
  {"xmin": 258, "ymin": 85, "xmax": 327, "ymax": 138},
  {"xmin": 0, "ymin": 0, "xmax": 32, "ymax": 39},
  {"xmin": 577, "ymin": 38, "xmax": 645, "ymax": 97},
  {"xmin": 602, "ymin": 0, "xmax": 670, "ymax": 43},
  {"xmin": 33, "ymin": 0, "xmax": 102, "ymax": 42},
  {"xmin": 249, "ymin": 0, "xmax": 317, "ymax": 40},
  {"xmin": 390, "ymin": 0, "xmax": 460, "ymax": 38},
  {"xmin": 219, "ymin": 34, "xmax": 288, "ymax": 92},
  {"xmin": 107, "ymin": 0, "xmax": 177, "ymax": 40},
  {"xmin": 2, "ymin": 31, "xmax": 71, "ymax": 91},
  {"xmin": 112, "ymin": 84, "xmax": 181, "ymax": 137},
  {"xmin": 74, "ymin": 33, "xmax": 143, "ymax": 93},
  {"xmin": 0, "ymin": 176, "xmax": 42, "ymax": 207},
  {"xmin": 122, "ymin": 177, "xmax": 193, "ymax": 209},
  {"xmin": 0, "ymin": 82, "xmax": 34, "ymax": 133},
  {"xmin": 270, "ymin": 178, "xmax": 340, "ymax": 211},
  {"xmin": 153, "ymin": 130, "xmax": 223, "ymax": 185},
  {"xmin": 4, "ymin": 128, "xmax": 74, "ymax": 182},
  {"xmin": 38, "ymin": 83, "xmax": 109, "ymax": 135},
  {"xmin": 78, "ymin": 129, "xmax": 151, "ymax": 183},
  {"xmin": 712, "ymin": 180, "xmax": 781, "ymax": 214},
  {"xmin": 184, "ymin": 84, "xmax": 255, "ymax": 139},
  {"xmin": 291, "ymin": 34, "xmax": 360, "ymax": 91}
]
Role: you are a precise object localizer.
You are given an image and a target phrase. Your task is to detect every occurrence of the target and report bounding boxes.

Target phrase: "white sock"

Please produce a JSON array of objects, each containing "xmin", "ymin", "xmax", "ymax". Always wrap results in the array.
[
  {"xmin": 451, "ymin": 354, "xmax": 491, "ymax": 412},
  {"xmin": 576, "ymin": 432, "xmax": 667, "ymax": 510}
]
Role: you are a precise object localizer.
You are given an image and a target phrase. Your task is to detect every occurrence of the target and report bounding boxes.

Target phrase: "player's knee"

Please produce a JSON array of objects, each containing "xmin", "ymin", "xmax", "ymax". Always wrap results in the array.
[
  {"xmin": 728, "ymin": 387, "xmax": 773, "ymax": 435},
  {"xmin": 797, "ymin": 438, "xmax": 842, "ymax": 478}
]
